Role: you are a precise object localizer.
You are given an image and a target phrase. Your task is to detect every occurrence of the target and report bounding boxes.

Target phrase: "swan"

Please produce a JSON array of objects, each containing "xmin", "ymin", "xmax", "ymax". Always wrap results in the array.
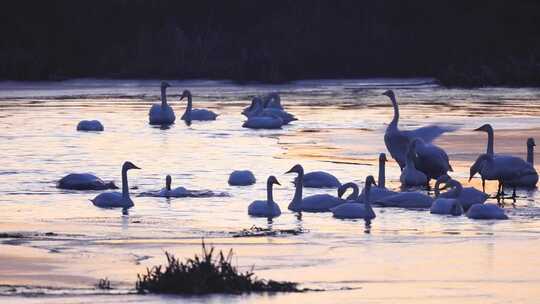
[
  {"xmin": 435, "ymin": 175, "xmax": 487, "ymax": 210},
  {"xmin": 242, "ymin": 114, "xmax": 284, "ymax": 129},
  {"xmin": 331, "ymin": 176, "xmax": 377, "ymax": 220},
  {"xmin": 77, "ymin": 120, "xmax": 104, "ymax": 131},
  {"xmin": 357, "ymin": 153, "xmax": 397, "ymax": 202},
  {"xmin": 228, "ymin": 170, "xmax": 256, "ymax": 186},
  {"xmin": 400, "ymin": 141, "xmax": 428, "ymax": 188},
  {"xmin": 91, "ymin": 161, "xmax": 140, "ymax": 209},
  {"xmin": 242, "ymin": 94, "xmax": 296, "ymax": 124},
  {"xmin": 382, "ymin": 90, "xmax": 456, "ymax": 170},
  {"xmin": 470, "ymin": 124, "xmax": 537, "ymax": 195},
  {"xmin": 338, "ymin": 182, "xmax": 360, "ymax": 201},
  {"xmin": 139, "ymin": 175, "xmax": 226, "ymax": 198},
  {"xmin": 412, "ymin": 138, "xmax": 453, "ymax": 182},
  {"xmin": 301, "ymin": 171, "xmax": 341, "ymax": 188},
  {"xmin": 466, "ymin": 203, "xmax": 508, "ymax": 220},
  {"xmin": 430, "ymin": 176, "xmax": 464, "ymax": 216},
  {"xmin": 149, "ymin": 81, "xmax": 176, "ymax": 125},
  {"xmin": 242, "ymin": 96, "xmax": 264, "ymax": 117},
  {"xmin": 375, "ymin": 190, "xmax": 433, "ymax": 209},
  {"xmin": 58, "ymin": 173, "xmax": 117, "ymax": 190},
  {"xmin": 286, "ymin": 164, "xmax": 345, "ymax": 212},
  {"xmin": 506, "ymin": 138, "xmax": 538, "ymax": 188},
  {"xmin": 247, "ymin": 176, "xmax": 281, "ymax": 218},
  {"xmin": 180, "ymin": 90, "xmax": 218, "ymax": 122}
]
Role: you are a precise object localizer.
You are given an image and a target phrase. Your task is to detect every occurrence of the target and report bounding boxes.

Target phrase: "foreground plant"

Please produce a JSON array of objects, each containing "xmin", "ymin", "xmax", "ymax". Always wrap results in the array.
[{"xmin": 136, "ymin": 241, "xmax": 300, "ymax": 294}]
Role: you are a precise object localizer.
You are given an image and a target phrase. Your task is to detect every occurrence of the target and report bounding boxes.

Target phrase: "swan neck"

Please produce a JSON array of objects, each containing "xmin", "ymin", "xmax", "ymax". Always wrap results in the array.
[
  {"xmin": 389, "ymin": 95, "xmax": 399, "ymax": 128},
  {"xmin": 183, "ymin": 95, "xmax": 192, "ymax": 119},
  {"xmin": 363, "ymin": 183, "xmax": 372, "ymax": 205},
  {"xmin": 161, "ymin": 86, "xmax": 167, "ymax": 107},
  {"xmin": 434, "ymin": 180, "xmax": 441, "ymax": 197},
  {"xmin": 528, "ymin": 144, "xmax": 534, "ymax": 165},
  {"xmin": 351, "ymin": 184, "xmax": 359, "ymax": 199},
  {"xmin": 266, "ymin": 180, "xmax": 274, "ymax": 203},
  {"xmin": 121, "ymin": 168, "xmax": 129, "ymax": 199},
  {"xmin": 451, "ymin": 180, "xmax": 462, "ymax": 196},
  {"xmin": 292, "ymin": 172, "xmax": 303, "ymax": 204},
  {"xmin": 486, "ymin": 128, "xmax": 494, "ymax": 156},
  {"xmin": 378, "ymin": 159, "xmax": 386, "ymax": 188}
]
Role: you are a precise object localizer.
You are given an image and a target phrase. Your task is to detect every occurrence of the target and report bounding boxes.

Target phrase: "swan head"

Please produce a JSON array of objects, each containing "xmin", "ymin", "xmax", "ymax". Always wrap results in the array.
[
  {"xmin": 527, "ymin": 138, "xmax": 536, "ymax": 147},
  {"xmin": 379, "ymin": 153, "xmax": 387, "ymax": 162},
  {"xmin": 382, "ymin": 90, "xmax": 395, "ymax": 99},
  {"xmin": 365, "ymin": 175, "xmax": 377, "ymax": 187},
  {"xmin": 122, "ymin": 161, "xmax": 141, "ymax": 171},
  {"xmin": 338, "ymin": 182, "xmax": 359, "ymax": 200},
  {"xmin": 474, "ymin": 124, "xmax": 493, "ymax": 133},
  {"xmin": 267, "ymin": 175, "xmax": 281, "ymax": 186},
  {"xmin": 434, "ymin": 174, "xmax": 451, "ymax": 196},
  {"xmin": 161, "ymin": 81, "xmax": 171, "ymax": 89},
  {"xmin": 179, "ymin": 90, "xmax": 192, "ymax": 100},
  {"xmin": 285, "ymin": 164, "xmax": 304, "ymax": 175},
  {"xmin": 165, "ymin": 175, "xmax": 172, "ymax": 191}
]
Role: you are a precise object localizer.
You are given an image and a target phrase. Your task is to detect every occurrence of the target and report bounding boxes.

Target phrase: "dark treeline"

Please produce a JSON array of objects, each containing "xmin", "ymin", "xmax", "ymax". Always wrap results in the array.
[{"xmin": 2, "ymin": 1, "xmax": 540, "ymax": 86}]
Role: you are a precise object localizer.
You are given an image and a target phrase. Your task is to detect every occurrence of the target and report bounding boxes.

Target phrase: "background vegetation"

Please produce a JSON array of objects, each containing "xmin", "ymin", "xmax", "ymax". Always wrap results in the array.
[{"xmin": 2, "ymin": 0, "xmax": 540, "ymax": 86}]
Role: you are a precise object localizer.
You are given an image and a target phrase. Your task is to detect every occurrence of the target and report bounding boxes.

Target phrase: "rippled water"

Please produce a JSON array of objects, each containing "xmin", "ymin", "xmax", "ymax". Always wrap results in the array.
[{"xmin": 1, "ymin": 79, "xmax": 540, "ymax": 303}]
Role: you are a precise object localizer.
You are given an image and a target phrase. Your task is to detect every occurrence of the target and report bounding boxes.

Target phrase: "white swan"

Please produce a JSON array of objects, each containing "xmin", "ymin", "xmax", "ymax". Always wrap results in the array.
[
  {"xmin": 430, "ymin": 176, "xmax": 464, "ymax": 216},
  {"xmin": 58, "ymin": 173, "xmax": 117, "ymax": 190},
  {"xmin": 228, "ymin": 170, "xmax": 256, "ymax": 186},
  {"xmin": 247, "ymin": 176, "xmax": 281, "ymax": 218},
  {"xmin": 242, "ymin": 114, "xmax": 284, "ymax": 129},
  {"xmin": 77, "ymin": 120, "xmax": 104, "ymax": 131},
  {"xmin": 375, "ymin": 190, "xmax": 433, "ymax": 209},
  {"xmin": 331, "ymin": 176, "xmax": 377, "ymax": 220},
  {"xmin": 400, "ymin": 142, "xmax": 428, "ymax": 187},
  {"xmin": 506, "ymin": 138, "xmax": 538, "ymax": 188},
  {"xmin": 358, "ymin": 153, "xmax": 397, "ymax": 202},
  {"xmin": 91, "ymin": 161, "xmax": 140, "ymax": 209},
  {"xmin": 242, "ymin": 94, "xmax": 296, "ymax": 124},
  {"xmin": 382, "ymin": 90, "xmax": 456, "ymax": 170},
  {"xmin": 149, "ymin": 81, "xmax": 176, "ymax": 125},
  {"xmin": 470, "ymin": 124, "xmax": 537, "ymax": 195},
  {"xmin": 412, "ymin": 138, "xmax": 453, "ymax": 182},
  {"xmin": 180, "ymin": 90, "xmax": 218, "ymax": 122},
  {"xmin": 139, "ymin": 175, "xmax": 225, "ymax": 198},
  {"xmin": 466, "ymin": 203, "xmax": 508, "ymax": 220},
  {"xmin": 286, "ymin": 164, "xmax": 344, "ymax": 212}
]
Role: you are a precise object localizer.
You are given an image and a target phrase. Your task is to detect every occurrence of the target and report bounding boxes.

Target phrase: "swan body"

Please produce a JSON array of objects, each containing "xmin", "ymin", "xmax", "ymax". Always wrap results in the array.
[
  {"xmin": 286, "ymin": 164, "xmax": 345, "ymax": 212},
  {"xmin": 149, "ymin": 81, "xmax": 176, "ymax": 125},
  {"xmin": 466, "ymin": 203, "xmax": 508, "ymax": 220},
  {"xmin": 430, "ymin": 176, "xmax": 464, "ymax": 216},
  {"xmin": 358, "ymin": 153, "xmax": 397, "ymax": 202},
  {"xmin": 301, "ymin": 171, "xmax": 341, "ymax": 188},
  {"xmin": 58, "ymin": 173, "xmax": 117, "ymax": 190},
  {"xmin": 242, "ymin": 115, "xmax": 283, "ymax": 129},
  {"xmin": 140, "ymin": 175, "xmax": 225, "ymax": 198},
  {"xmin": 248, "ymin": 176, "xmax": 281, "ymax": 218},
  {"xmin": 180, "ymin": 90, "xmax": 218, "ymax": 122},
  {"xmin": 331, "ymin": 177, "xmax": 377, "ymax": 220},
  {"xmin": 77, "ymin": 120, "xmax": 104, "ymax": 131},
  {"xmin": 91, "ymin": 161, "xmax": 140, "ymax": 209},
  {"xmin": 413, "ymin": 138, "xmax": 453, "ymax": 181},
  {"xmin": 375, "ymin": 191, "xmax": 433, "ymax": 208},
  {"xmin": 382, "ymin": 90, "xmax": 456, "ymax": 170},
  {"xmin": 400, "ymin": 142, "xmax": 428, "ymax": 187},
  {"xmin": 228, "ymin": 170, "xmax": 256, "ymax": 186}
]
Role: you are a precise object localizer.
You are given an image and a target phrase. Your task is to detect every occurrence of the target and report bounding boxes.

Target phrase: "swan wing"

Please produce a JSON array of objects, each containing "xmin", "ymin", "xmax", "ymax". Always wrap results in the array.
[{"xmin": 403, "ymin": 124, "xmax": 458, "ymax": 143}]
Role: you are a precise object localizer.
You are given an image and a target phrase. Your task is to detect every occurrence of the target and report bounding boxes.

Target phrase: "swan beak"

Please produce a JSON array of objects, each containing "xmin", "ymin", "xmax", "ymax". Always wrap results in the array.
[
  {"xmin": 473, "ymin": 126, "xmax": 483, "ymax": 132},
  {"xmin": 285, "ymin": 168, "xmax": 294, "ymax": 174},
  {"xmin": 180, "ymin": 96, "xmax": 185, "ymax": 101},
  {"xmin": 134, "ymin": 165, "xmax": 141, "ymax": 170},
  {"xmin": 275, "ymin": 180, "xmax": 281, "ymax": 186}
]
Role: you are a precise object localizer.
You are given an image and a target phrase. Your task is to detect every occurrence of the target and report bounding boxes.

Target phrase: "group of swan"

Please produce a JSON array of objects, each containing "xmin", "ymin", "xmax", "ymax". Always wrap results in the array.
[{"xmin": 242, "ymin": 93, "xmax": 297, "ymax": 129}]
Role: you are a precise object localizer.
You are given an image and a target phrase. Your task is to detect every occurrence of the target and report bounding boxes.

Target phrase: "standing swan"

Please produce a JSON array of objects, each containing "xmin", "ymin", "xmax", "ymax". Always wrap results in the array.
[
  {"xmin": 412, "ymin": 138, "xmax": 453, "ymax": 183},
  {"xmin": 149, "ymin": 81, "xmax": 176, "ymax": 125},
  {"xmin": 331, "ymin": 176, "xmax": 377, "ymax": 220},
  {"xmin": 400, "ymin": 142, "xmax": 428, "ymax": 188},
  {"xmin": 430, "ymin": 176, "xmax": 464, "ymax": 216},
  {"xmin": 91, "ymin": 162, "xmax": 140, "ymax": 209},
  {"xmin": 247, "ymin": 176, "xmax": 281, "ymax": 218},
  {"xmin": 358, "ymin": 153, "xmax": 397, "ymax": 202},
  {"xmin": 180, "ymin": 90, "xmax": 218, "ymax": 122},
  {"xmin": 382, "ymin": 90, "xmax": 456, "ymax": 170}
]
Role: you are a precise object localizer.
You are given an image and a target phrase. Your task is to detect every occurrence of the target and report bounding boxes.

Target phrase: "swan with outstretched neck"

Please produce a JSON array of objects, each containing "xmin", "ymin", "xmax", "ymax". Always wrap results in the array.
[
  {"xmin": 149, "ymin": 81, "xmax": 176, "ymax": 125},
  {"xmin": 331, "ymin": 176, "xmax": 377, "ymax": 220},
  {"xmin": 382, "ymin": 90, "xmax": 456, "ymax": 170},
  {"xmin": 180, "ymin": 90, "xmax": 218, "ymax": 122},
  {"xmin": 286, "ymin": 164, "xmax": 345, "ymax": 212},
  {"xmin": 358, "ymin": 153, "xmax": 397, "ymax": 202},
  {"xmin": 247, "ymin": 176, "xmax": 281, "ymax": 218},
  {"xmin": 430, "ymin": 175, "xmax": 464, "ymax": 216},
  {"xmin": 91, "ymin": 161, "xmax": 140, "ymax": 209}
]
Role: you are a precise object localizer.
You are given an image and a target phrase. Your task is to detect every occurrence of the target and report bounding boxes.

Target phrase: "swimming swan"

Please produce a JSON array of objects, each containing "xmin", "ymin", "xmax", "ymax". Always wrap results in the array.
[
  {"xmin": 58, "ymin": 173, "xmax": 117, "ymax": 190},
  {"xmin": 435, "ymin": 175, "xmax": 487, "ymax": 210},
  {"xmin": 140, "ymin": 175, "xmax": 227, "ymax": 198},
  {"xmin": 382, "ymin": 90, "xmax": 456, "ymax": 170},
  {"xmin": 400, "ymin": 141, "xmax": 428, "ymax": 188},
  {"xmin": 228, "ymin": 170, "xmax": 256, "ymax": 186},
  {"xmin": 247, "ymin": 176, "xmax": 281, "ymax": 218},
  {"xmin": 358, "ymin": 153, "xmax": 397, "ymax": 202},
  {"xmin": 506, "ymin": 138, "xmax": 538, "ymax": 188},
  {"xmin": 91, "ymin": 161, "xmax": 140, "ymax": 209},
  {"xmin": 180, "ymin": 90, "xmax": 218, "ymax": 122},
  {"xmin": 77, "ymin": 120, "xmax": 104, "ymax": 131},
  {"xmin": 242, "ymin": 94, "xmax": 296, "ymax": 124},
  {"xmin": 149, "ymin": 81, "xmax": 176, "ymax": 125},
  {"xmin": 466, "ymin": 203, "xmax": 508, "ymax": 220},
  {"xmin": 286, "ymin": 164, "xmax": 345, "ymax": 212},
  {"xmin": 242, "ymin": 114, "xmax": 284, "ymax": 129},
  {"xmin": 302, "ymin": 171, "xmax": 341, "ymax": 188},
  {"xmin": 430, "ymin": 176, "xmax": 464, "ymax": 216},
  {"xmin": 331, "ymin": 176, "xmax": 377, "ymax": 220}
]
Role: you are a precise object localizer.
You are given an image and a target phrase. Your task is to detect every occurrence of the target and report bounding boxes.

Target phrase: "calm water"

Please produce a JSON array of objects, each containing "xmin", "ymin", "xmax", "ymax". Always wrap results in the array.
[{"xmin": 1, "ymin": 79, "xmax": 540, "ymax": 303}]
